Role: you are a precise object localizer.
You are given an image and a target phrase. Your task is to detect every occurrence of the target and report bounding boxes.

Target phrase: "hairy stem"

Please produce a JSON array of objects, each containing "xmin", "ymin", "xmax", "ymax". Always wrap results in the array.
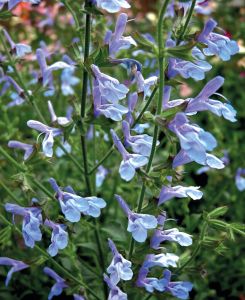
[
  {"xmin": 177, "ymin": 0, "xmax": 197, "ymax": 44},
  {"xmin": 128, "ymin": 0, "xmax": 170, "ymax": 260}
]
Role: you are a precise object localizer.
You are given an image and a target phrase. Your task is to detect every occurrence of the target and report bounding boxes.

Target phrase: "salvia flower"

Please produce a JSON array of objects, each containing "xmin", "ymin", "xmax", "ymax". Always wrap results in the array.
[
  {"xmin": 104, "ymin": 274, "xmax": 128, "ymax": 300},
  {"xmin": 43, "ymin": 267, "xmax": 68, "ymax": 300},
  {"xmin": 36, "ymin": 48, "xmax": 72, "ymax": 87},
  {"xmin": 49, "ymin": 178, "xmax": 106, "ymax": 222},
  {"xmin": 115, "ymin": 195, "xmax": 157, "ymax": 242},
  {"xmin": 167, "ymin": 46, "xmax": 212, "ymax": 81},
  {"xmin": 235, "ymin": 168, "xmax": 245, "ymax": 192},
  {"xmin": 136, "ymin": 267, "xmax": 167, "ymax": 293},
  {"xmin": 96, "ymin": 165, "xmax": 108, "ymax": 187},
  {"xmin": 151, "ymin": 228, "xmax": 193, "ymax": 249},
  {"xmin": 134, "ymin": 71, "xmax": 158, "ymax": 97},
  {"xmin": 122, "ymin": 120, "xmax": 156, "ymax": 157},
  {"xmin": 27, "ymin": 120, "xmax": 62, "ymax": 157},
  {"xmin": 168, "ymin": 113, "xmax": 225, "ymax": 169},
  {"xmin": 8, "ymin": 140, "xmax": 35, "ymax": 161},
  {"xmin": 5, "ymin": 203, "xmax": 42, "ymax": 248},
  {"xmin": 186, "ymin": 76, "xmax": 237, "ymax": 122},
  {"xmin": 92, "ymin": 64, "xmax": 129, "ymax": 104},
  {"xmin": 158, "ymin": 185, "xmax": 203, "ymax": 205},
  {"xmin": 125, "ymin": 92, "xmax": 138, "ymax": 125},
  {"xmin": 0, "ymin": 257, "xmax": 29, "ymax": 286},
  {"xmin": 95, "ymin": 0, "xmax": 130, "ymax": 13},
  {"xmin": 3, "ymin": 29, "xmax": 32, "ymax": 58},
  {"xmin": 60, "ymin": 67, "xmax": 79, "ymax": 96},
  {"xmin": 143, "ymin": 253, "xmax": 179, "ymax": 269},
  {"xmin": 162, "ymin": 270, "xmax": 193, "ymax": 300},
  {"xmin": 73, "ymin": 295, "xmax": 85, "ymax": 300},
  {"xmin": 47, "ymin": 100, "xmax": 71, "ymax": 126},
  {"xmin": 105, "ymin": 13, "xmax": 136, "ymax": 57},
  {"xmin": 197, "ymin": 18, "xmax": 239, "ymax": 61},
  {"xmin": 107, "ymin": 239, "xmax": 133, "ymax": 284},
  {"xmin": 44, "ymin": 219, "xmax": 68, "ymax": 257},
  {"xmin": 111, "ymin": 129, "xmax": 148, "ymax": 181}
]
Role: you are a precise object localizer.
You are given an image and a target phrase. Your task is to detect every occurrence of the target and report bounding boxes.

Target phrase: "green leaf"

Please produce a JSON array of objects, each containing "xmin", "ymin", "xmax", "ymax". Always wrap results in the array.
[
  {"xmin": 166, "ymin": 41, "xmax": 197, "ymax": 62},
  {"xmin": 207, "ymin": 206, "xmax": 228, "ymax": 218},
  {"xmin": 0, "ymin": 11, "xmax": 13, "ymax": 20},
  {"xmin": 132, "ymin": 31, "xmax": 157, "ymax": 53}
]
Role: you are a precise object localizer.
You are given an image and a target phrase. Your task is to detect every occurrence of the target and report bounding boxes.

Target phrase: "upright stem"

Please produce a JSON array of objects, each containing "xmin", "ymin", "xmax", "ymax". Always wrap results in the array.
[
  {"xmin": 0, "ymin": 181, "xmax": 22, "ymax": 205},
  {"xmin": 128, "ymin": 0, "xmax": 170, "ymax": 260},
  {"xmin": 79, "ymin": 5, "xmax": 107, "ymax": 298},
  {"xmin": 177, "ymin": 0, "xmax": 197, "ymax": 44},
  {"xmin": 0, "ymin": 146, "xmax": 26, "ymax": 172}
]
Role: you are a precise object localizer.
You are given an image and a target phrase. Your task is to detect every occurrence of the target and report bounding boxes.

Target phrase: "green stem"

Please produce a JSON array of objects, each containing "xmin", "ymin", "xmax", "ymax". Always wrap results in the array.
[
  {"xmin": 128, "ymin": 0, "xmax": 170, "ymax": 261},
  {"xmin": 0, "ymin": 146, "xmax": 26, "ymax": 172},
  {"xmin": 177, "ymin": 220, "xmax": 208, "ymax": 273},
  {"xmin": 31, "ymin": 178, "xmax": 56, "ymax": 200},
  {"xmin": 81, "ymin": 136, "xmax": 92, "ymax": 194},
  {"xmin": 0, "ymin": 180, "xmax": 22, "ymax": 205},
  {"xmin": 88, "ymin": 147, "xmax": 114, "ymax": 175},
  {"xmin": 0, "ymin": 214, "xmax": 99, "ymax": 300},
  {"xmin": 177, "ymin": 0, "xmax": 197, "ymax": 44},
  {"xmin": 57, "ymin": 141, "xmax": 84, "ymax": 174}
]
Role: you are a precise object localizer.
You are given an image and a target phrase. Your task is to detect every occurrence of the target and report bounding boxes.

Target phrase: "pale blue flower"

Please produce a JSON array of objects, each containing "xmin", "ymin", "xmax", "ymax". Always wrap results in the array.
[
  {"xmin": 186, "ymin": 76, "xmax": 237, "ymax": 122},
  {"xmin": 169, "ymin": 113, "xmax": 225, "ymax": 169},
  {"xmin": 44, "ymin": 219, "xmax": 68, "ymax": 257},
  {"xmin": 5, "ymin": 203, "xmax": 42, "ymax": 248},
  {"xmin": 104, "ymin": 274, "xmax": 128, "ymax": 300},
  {"xmin": 143, "ymin": 253, "xmax": 179, "ymax": 269},
  {"xmin": 61, "ymin": 68, "xmax": 79, "ymax": 96},
  {"xmin": 0, "ymin": 257, "xmax": 29, "ymax": 286},
  {"xmin": 3, "ymin": 29, "xmax": 31, "ymax": 58},
  {"xmin": 8, "ymin": 140, "xmax": 35, "ymax": 161},
  {"xmin": 43, "ymin": 267, "xmax": 68, "ymax": 300},
  {"xmin": 235, "ymin": 168, "xmax": 245, "ymax": 192},
  {"xmin": 95, "ymin": 0, "xmax": 130, "ymax": 13},
  {"xmin": 111, "ymin": 129, "xmax": 148, "ymax": 181},
  {"xmin": 159, "ymin": 185, "xmax": 203, "ymax": 205},
  {"xmin": 115, "ymin": 195, "xmax": 157, "ymax": 242},
  {"xmin": 197, "ymin": 18, "xmax": 239, "ymax": 61},
  {"xmin": 107, "ymin": 239, "xmax": 133, "ymax": 284},
  {"xmin": 49, "ymin": 178, "xmax": 106, "ymax": 222},
  {"xmin": 122, "ymin": 120, "xmax": 156, "ymax": 157},
  {"xmin": 151, "ymin": 228, "xmax": 192, "ymax": 249},
  {"xmin": 27, "ymin": 120, "xmax": 62, "ymax": 157},
  {"xmin": 105, "ymin": 13, "xmax": 136, "ymax": 57},
  {"xmin": 96, "ymin": 165, "xmax": 108, "ymax": 187}
]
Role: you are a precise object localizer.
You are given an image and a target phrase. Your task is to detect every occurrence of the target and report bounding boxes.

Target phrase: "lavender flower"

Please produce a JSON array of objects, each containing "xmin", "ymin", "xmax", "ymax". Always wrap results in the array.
[
  {"xmin": 91, "ymin": 64, "xmax": 129, "ymax": 104},
  {"xmin": 136, "ymin": 267, "xmax": 167, "ymax": 293},
  {"xmin": 5, "ymin": 203, "xmax": 42, "ymax": 248},
  {"xmin": 49, "ymin": 178, "xmax": 106, "ymax": 222},
  {"xmin": 143, "ymin": 253, "xmax": 179, "ymax": 269},
  {"xmin": 44, "ymin": 219, "xmax": 68, "ymax": 257},
  {"xmin": 151, "ymin": 228, "xmax": 193, "ymax": 249},
  {"xmin": 122, "ymin": 120, "xmax": 156, "ymax": 157},
  {"xmin": 186, "ymin": 76, "xmax": 237, "ymax": 122},
  {"xmin": 162, "ymin": 270, "xmax": 193, "ymax": 300},
  {"xmin": 125, "ymin": 92, "xmax": 138, "ymax": 125},
  {"xmin": 197, "ymin": 18, "xmax": 239, "ymax": 61},
  {"xmin": 167, "ymin": 46, "xmax": 212, "ymax": 81},
  {"xmin": 158, "ymin": 185, "xmax": 203, "ymax": 205},
  {"xmin": 47, "ymin": 101, "xmax": 71, "ymax": 126},
  {"xmin": 107, "ymin": 239, "xmax": 133, "ymax": 284},
  {"xmin": 96, "ymin": 165, "xmax": 108, "ymax": 187},
  {"xmin": 36, "ymin": 48, "xmax": 72, "ymax": 87},
  {"xmin": 134, "ymin": 71, "xmax": 158, "ymax": 97},
  {"xmin": 0, "ymin": 257, "xmax": 29, "ymax": 286},
  {"xmin": 111, "ymin": 129, "xmax": 148, "ymax": 181},
  {"xmin": 73, "ymin": 295, "xmax": 85, "ymax": 300},
  {"xmin": 115, "ymin": 195, "xmax": 157, "ymax": 242},
  {"xmin": 8, "ymin": 140, "xmax": 35, "ymax": 161},
  {"xmin": 95, "ymin": 0, "xmax": 130, "ymax": 13},
  {"xmin": 61, "ymin": 68, "xmax": 79, "ymax": 96},
  {"xmin": 105, "ymin": 13, "xmax": 136, "ymax": 57},
  {"xmin": 3, "ymin": 29, "xmax": 32, "ymax": 58},
  {"xmin": 43, "ymin": 267, "xmax": 68, "ymax": 300},
  {"xmin": 168, "ymin": 113, "xmax": 225, "ymax": 169},
  {"xmin": 104, "ymin": 274, "xmax": 128, "ymax": 300},
  {"xmin": 235, "ymin": 168, "xmax": 245, "ymax": 192},
  {"xmin": 27, "ymin": 120, "xmax": 62, "ymax": 157}
]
